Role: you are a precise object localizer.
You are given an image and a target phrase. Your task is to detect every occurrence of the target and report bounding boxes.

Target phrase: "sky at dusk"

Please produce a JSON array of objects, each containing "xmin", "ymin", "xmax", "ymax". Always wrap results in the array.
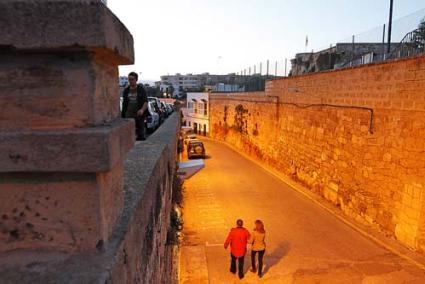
[{"xmin": 107, "ymin": 0, "xmax": 425, "ymax": 81}]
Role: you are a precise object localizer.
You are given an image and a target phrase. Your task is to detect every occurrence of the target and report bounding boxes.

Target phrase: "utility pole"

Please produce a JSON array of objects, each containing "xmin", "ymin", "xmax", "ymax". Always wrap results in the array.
[
  {"xmin": 382, "ymin": 24, "xmax": 386, "ymax": 59},
  {"xmin": 387, "ymin": 0, "xmax": 394, "ymax": 53}
]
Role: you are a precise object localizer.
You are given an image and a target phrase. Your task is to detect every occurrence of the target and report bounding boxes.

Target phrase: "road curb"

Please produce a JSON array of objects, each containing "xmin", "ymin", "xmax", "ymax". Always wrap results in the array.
[{"xmin": 205, "ymin": 136, "xmax": 425, "ymax": 271}]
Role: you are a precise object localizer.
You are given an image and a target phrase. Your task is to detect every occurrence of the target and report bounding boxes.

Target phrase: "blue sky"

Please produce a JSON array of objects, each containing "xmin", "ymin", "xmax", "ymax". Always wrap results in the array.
[{"xmin": 108, "ymin": 0, "xmax": 425, "ymax": 81}]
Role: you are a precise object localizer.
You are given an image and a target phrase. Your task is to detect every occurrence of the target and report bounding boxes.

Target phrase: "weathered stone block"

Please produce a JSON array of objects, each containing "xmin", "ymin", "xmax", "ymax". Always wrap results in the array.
[
  {"xmin": 0, "ymin": 162, "xmax": 124, "ymax": 253},
  {"xmin": 0, "ymin": 0, "xmax": 134, "ymax": 64},
  {"xmin": 0, "ymin": 119, "xmax": 134, "ymax": 172},
  {"xmin": 0, "ymin": 54, "xmax": 122, "ymax": 129}
]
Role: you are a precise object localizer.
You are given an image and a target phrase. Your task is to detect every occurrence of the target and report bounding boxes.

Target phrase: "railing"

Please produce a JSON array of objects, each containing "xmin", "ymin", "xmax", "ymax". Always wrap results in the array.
[{"xmin": 387, "ymin": 28, "xmax": 425, "ymax": 59}]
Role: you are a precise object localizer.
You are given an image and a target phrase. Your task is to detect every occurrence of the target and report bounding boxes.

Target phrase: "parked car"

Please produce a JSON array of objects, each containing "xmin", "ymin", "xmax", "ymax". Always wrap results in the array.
[
  {"xmin": 160, "ymin": 101, "xmax": 169, "ymax": 118},
  {"xmin": 165, "ymin": 103, "xmax": 174, "ymax": 115},
  {"xmin": 184, "ymin": 134, "xmax": 197, "ymax": 145},
  {"xmin": 145, "ymin": 101, "xmax": 159, "ymax": 133},
  {"xmin": 148, "ymin": 97, "xmax": 165, "ymax": 124},
  {"xmin": 187, "ymin": 139, "xmax": 206, "ymax": 159}
]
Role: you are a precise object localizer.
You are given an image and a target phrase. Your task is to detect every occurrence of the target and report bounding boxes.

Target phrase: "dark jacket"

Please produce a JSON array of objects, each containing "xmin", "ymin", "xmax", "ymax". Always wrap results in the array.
[{"xmin": 121, "ymin": 85, "xmax": 148, "ymax": 118}]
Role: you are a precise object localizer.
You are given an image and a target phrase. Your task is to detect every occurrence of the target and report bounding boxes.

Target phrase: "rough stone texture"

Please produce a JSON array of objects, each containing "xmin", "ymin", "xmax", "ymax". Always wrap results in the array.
[
  {"xmin": 0, "ymin": 162, "xmax": 124, "ymax": 253},
  {"xmin": 0, "ymin": 0, "xmax": 134, "ymax": 64},
  {"xmin": 0, "ymin": 113, "xmax": 180, "ymax": 283},
  {"xmin": 0, "ymin": 50, "xmax": 123, "ymax": 130},
  {"xmin": 108, "ymin": 114, "xmax": 179, "ymax": 283},
  {"xmin": 0, "ymin": 119, "xmax": 134, "ymax": 172},
  {"xmin": 0, "ymin": 0, "xmax": 139, "ymax": 274},
  {"xmin": 209, "ymin": 55, "xmax": 425, "ymax": 253}
]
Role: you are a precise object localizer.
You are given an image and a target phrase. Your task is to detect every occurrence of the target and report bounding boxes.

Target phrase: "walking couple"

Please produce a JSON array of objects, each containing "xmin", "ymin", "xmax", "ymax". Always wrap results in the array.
[{"xmin": 224, "ymin": 219, "xmax": 266, "ymax": 279}]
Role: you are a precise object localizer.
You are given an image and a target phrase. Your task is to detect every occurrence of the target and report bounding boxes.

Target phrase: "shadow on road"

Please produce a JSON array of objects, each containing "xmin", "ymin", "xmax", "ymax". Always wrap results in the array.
[{"xmin": 263, "ymin": 241, "xmax": 291, "ymax": 275}]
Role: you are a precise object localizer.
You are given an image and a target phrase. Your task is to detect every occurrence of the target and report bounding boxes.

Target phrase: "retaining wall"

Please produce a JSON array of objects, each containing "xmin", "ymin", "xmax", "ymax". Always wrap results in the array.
[{"xmin": 210, "ymin": 55, "xmax": 425, "ymax": 252}]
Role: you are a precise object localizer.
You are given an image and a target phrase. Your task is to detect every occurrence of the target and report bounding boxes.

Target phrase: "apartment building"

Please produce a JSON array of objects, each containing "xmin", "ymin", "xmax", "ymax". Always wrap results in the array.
[
  {"xmin": 159, "ymin": 73, "xmax": 202, "ymax": 97},
  {"xmin": 159, "ymin": 73, "xmax": 252, "ymax": 97}
]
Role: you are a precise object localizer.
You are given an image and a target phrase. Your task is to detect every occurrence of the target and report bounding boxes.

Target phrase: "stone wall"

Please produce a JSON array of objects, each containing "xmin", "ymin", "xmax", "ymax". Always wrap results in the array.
[
  {"xmin": 0, "ymin": 114, "xmax": 179, "ymax": 283},
  {"xmin": 0, "ymin": 1, "xmax": 178, "ymax": 282},
  {"xmin": 108, "ymin": 114, "xmax": 179, "ymax": 283},
  {"xmin": 209, "ymin": 55, "xmax": 425, "ymax": 252}
]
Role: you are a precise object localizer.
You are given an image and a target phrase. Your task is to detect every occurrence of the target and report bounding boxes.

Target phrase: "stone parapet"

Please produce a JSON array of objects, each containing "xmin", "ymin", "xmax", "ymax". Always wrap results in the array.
[
  {"xmin": 0, "ymin": 119, "xmax": 134, "ymax": 172},
  {"xmin": 0, "ymin": 0, "xmax": 134, "ymax": 64},
  {"xmin": 0, "ymin": 113, "xmax": 180, "ymax": 283},
  {"xmin": 0, "ymin": 162, "xmax": 125, "ymax": 253},
  {"xmin": 0, "ymin": 0, "xmax": 135, "ymax": 258}
]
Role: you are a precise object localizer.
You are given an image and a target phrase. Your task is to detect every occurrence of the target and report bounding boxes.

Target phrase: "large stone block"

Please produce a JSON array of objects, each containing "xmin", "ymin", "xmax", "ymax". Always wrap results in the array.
[
  {"xmin": 0, "ymin": 119, "xmax": 134, "ymax": 172},
  {"xmin": 0, "ymin": 53, "xmax": 122, "ymax": 129},
  {"xmin": 0, "ymin": 0, "xmax": 134, "ymax": 64},
  {"xmin": 0, "ymin": 162, "xmax": 124, "ymax": 253}
]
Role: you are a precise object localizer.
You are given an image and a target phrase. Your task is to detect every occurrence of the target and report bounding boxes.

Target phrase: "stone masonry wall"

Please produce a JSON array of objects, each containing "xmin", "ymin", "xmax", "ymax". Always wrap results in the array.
[
  {"xmin": 210, "ymin": 55, "xmax": 425, "ymax": 252},
  {"xmin": 0, "ymin": 1, "xmax": 177, "ymax": 282},
  {"xmin": 0, "ymin": 114, "xmax": 180, "ymax": 283}
]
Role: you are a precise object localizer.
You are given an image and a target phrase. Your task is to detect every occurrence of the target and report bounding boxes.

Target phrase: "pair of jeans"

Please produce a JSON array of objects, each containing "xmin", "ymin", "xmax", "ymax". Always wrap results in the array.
[
  {"xmin": 251, "ymin": 249, "xmax": 265, "ymax": 275},
  {"xmin": 230, "ymin": 254, "xmax": 245, "ymax": 278},
  {"xmin": 135, "ymin": 116, "xmax": 146, "ymax": 140}
]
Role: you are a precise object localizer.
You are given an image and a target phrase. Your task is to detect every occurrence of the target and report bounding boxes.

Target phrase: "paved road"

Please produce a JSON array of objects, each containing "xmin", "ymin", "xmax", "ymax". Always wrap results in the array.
[{"xmin": 179, "ymin": 138, "xmax": 425, "ymax": 283}]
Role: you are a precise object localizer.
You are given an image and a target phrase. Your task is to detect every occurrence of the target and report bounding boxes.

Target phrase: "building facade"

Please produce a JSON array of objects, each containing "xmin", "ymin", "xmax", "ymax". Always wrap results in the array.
[
  {"xmin": 185, "ymin": 92, "xmax": 209, "ymax": 136},
  {"xmin": 160, "ymin": 74, "xmax": 202, "ymax": 97},
  {"xmin": 159, "ymin": 73, "xmax": 255, "ymax": 97}
]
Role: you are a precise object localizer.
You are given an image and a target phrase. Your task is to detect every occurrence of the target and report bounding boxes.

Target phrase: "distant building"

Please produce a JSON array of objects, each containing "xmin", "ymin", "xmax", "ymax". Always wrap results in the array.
[
  {"xmin": 290, "ymin": 42, "xmax": 401, "ymax": 76},
  {"xmin": 212, "ymin": 83, "xmax": 245, "ymax": 92},
  {"xmin": 185, "ymin": 92, "xmax": 209, "ymax": 136},
  {"xmin": 159, "ymin": 73, "xmax": 253, "ymax": 97}
]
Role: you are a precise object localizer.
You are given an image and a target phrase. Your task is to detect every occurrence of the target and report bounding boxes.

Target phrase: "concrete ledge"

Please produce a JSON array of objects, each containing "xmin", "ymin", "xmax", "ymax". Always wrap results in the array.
[
  {"xmin": 0, "ymin": 0, "xmax": 134, "ymax": 64},
  {"xmin": 0, "ymin": 119, "xmax": 134, "ymax": 172},
  {"xmin": 0, "ymin": 114, "xmax": 180, "ymax": 282}
]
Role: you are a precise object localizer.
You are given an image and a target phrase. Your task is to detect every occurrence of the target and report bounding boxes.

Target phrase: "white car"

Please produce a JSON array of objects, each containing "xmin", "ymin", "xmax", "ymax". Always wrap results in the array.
[{"xmin": 146, "ymin": 101, "xmax": 159, "ymax": 132}]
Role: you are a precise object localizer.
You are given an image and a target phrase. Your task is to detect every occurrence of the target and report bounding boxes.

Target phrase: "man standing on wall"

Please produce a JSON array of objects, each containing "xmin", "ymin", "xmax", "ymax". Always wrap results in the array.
[
  {"xmin": 121, "ymin": 72, "xmax": 148, "ymax": 141},
  {"xmin": 224, "ymin": 219, "xmax": 251, "ymax": 279}
]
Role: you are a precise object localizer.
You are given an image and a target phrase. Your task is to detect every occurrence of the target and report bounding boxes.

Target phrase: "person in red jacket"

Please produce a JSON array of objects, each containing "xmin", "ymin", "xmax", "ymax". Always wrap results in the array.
[{"xmin": 224, "ymin": 219, "xmax": 251, "ymax": 279}]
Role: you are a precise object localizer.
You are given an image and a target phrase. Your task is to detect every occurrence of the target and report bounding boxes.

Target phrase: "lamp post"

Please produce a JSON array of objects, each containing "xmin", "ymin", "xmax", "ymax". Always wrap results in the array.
[{"xmin": 387, "ymin": 0, "xmax": 394, "ymax": 53}]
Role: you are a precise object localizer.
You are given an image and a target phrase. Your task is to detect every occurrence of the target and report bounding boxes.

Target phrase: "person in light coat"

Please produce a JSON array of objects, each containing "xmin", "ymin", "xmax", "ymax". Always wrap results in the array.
[{"xmin": 250, "ymin": 220, "xmax": 266, "ymax": 278}]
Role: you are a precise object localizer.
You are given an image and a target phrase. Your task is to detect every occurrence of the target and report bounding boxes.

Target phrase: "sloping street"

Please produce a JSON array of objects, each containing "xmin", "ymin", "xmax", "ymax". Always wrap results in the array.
[{"xmin": 179, "ymin": 138, "xmax": 425, "ymax": 284}]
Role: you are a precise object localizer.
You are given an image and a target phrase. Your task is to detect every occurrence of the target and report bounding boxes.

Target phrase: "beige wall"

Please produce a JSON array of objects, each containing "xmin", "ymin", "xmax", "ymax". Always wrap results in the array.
[{"xmin": 210, "ymin": 55, "xmax": 425, "ymax": 252}]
